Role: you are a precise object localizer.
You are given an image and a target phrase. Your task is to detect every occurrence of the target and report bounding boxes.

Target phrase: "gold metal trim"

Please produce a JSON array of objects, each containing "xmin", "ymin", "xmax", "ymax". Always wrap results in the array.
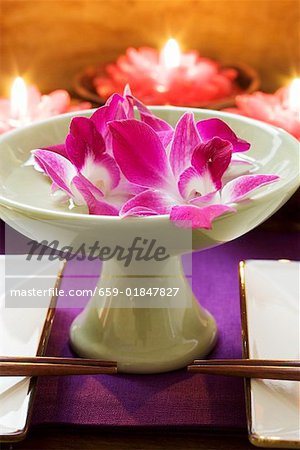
[
  {"xmin": 239, "ymin": 261, "xmax": 300, "ymax": 449},
  {"xmin": 0, "ymin": 263, "xmax": 66, "ymax": 443}
]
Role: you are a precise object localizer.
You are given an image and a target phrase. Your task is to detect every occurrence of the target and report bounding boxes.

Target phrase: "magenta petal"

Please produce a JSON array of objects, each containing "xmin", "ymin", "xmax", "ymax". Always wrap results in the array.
[
  {"xmin": 121, "ymin": 206, "xmax": 159, "ymax": 217},
  {"xmin": 42, "ymin": 144, "xmax": 68, "ymax": 158},
  {"xmin": 169, "ymin": 112, "xmax": 201, "ymax": 177},
  {"xmin": 33, "ymin": 149, "xmax": 77, "ymax": 195},
  {"xmin": 222, "ymin": 174, "xmax": 280, "ymax": 203},
  {"xmin": 170, "ymin": 204, "xmax": 236, "ymax": 229},
  {"xmin": 109, "ymin": 119, "xmax": 172, "ymax": 188},
  {"xmin": 66, "ymin": 117, "xmax": 106, "ymax": 170},
  {"xmin": 73, "ymin": 175, "xmax": 119, "ymax": 216},
  {"xmin": 159, "ymin": 129, "xmax": 174, "ymax": 148},
  {"xmin": 91, "ymin": 94, "xmax": 127, "ymax": 140},
  {"xmin": 120, "ymin": 189, "xmax": 176, "ymax": 217},
  {"xmin": 126, "ymin": 91, "xmax": 173, "ymax": 133},
  {"xmin": 139, "ymin": 111, "xmax": 173, "ymax": 133},
  {"xmin": 192, "ymin": 137, "xmax": 232, "ymax": 189},
  {"xmin": 197, "ymin": 118, "xmax": 251, "ymax": 152}
]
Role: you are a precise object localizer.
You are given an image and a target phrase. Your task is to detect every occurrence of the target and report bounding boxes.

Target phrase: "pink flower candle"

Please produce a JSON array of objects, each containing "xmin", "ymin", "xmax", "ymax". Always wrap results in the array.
[
  {"xmin": 95, "ymin": 39, "xmax": 239, "ymax": 106},
  {"xmin": 0, "ymin": 77, "xmax": 91, "ymax": 135},
  {"xmin": 226, "ymin": 78, "xmax": 300, "ymax": 140}
]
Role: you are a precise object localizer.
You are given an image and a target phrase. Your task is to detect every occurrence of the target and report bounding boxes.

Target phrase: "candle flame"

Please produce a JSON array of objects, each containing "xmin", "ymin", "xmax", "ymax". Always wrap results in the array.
[
  {"xmin": 288, "ymin": 77, "xmax": 300, "ymax": 119},
  {"xmin": 161, "ymin": 38, "xmax": 181, "ymax": 69},
  {"xmin": 10, "ymin": 77, "xmax": 28, "ymax": 119}
]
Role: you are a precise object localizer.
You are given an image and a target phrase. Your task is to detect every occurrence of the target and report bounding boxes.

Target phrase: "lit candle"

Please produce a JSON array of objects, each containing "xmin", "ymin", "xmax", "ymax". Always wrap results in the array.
[
  {"xmin": 226, "ymin": 78, "xmax": 300, "ymax": 140},
  {"xmin": 160, "ymin": 38, "xmax": 181, "ymax": 69},
  {"xmin": 0, "ymin": 77, "xmax": 91, "ymax": 135},
  {"xmin": 9, "ymin": 77, "xmax": 30, "ymax": 126}
]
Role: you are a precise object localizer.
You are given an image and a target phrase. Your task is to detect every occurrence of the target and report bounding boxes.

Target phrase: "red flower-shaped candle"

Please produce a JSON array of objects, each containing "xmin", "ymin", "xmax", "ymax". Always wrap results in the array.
[
  {"xmin": 226, "ymin": 78, "xmax": 300, "ymax": 140},
  {"xmin": 95, "ymin": 39, "xmax": 239, "ymax": 106},
  {"xmin": 0, "ymin": 77, "xmax": 91, "ymax": 134}
]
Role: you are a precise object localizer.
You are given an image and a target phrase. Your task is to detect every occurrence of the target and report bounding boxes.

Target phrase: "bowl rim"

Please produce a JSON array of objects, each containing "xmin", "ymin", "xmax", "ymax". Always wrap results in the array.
[{"xmin": 0, "ymin": 107, "xmax": 299, "ymax": 223}]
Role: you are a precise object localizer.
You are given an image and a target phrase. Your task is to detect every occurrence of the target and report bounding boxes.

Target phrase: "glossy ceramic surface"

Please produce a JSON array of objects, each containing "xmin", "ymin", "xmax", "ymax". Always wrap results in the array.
[
  {"xmin": 0, "ymin": 256, "xmax": 62, "ymax": 442},
  {"xmin": 240, "ymin": 260, "xmax": 300, "ymax": 448}
]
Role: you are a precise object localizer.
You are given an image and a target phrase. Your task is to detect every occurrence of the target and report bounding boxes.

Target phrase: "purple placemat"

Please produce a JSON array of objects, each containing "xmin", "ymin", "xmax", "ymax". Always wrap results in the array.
[{"xmin": 30, "ymin": 229, "xmax": 299, "ymax": 429}]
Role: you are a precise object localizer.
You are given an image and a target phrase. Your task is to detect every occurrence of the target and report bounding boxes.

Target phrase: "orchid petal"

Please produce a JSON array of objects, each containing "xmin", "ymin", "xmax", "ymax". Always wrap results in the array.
[
  {"xmin": 91, "ymin": 94, "xmax": 128, "ymax": 149},
  {"xmin": 121, "ymin": 206, "xmax": 159, "ymax": 217},
  {"xmin": 109, "ymin": 119, "xmax": 172, "ymax": 188},
  {"xmin": 42, "ymin": 144, "xmax": 68, "ymax": 158},
  {"xmin": 80, "ymin": 153, "xmax": 121, "ymax": 193},
  {"xmin": 192, "ymin": 138, "xmax": 232, "ymax": 190},
  {"xmin": 66, "ymin": 117, "xmax": 106, "ymax": 170},
  {"xmin": 159, "ymin": 129, "xmax": 174, "ymax": 149},
  {"xmin": 189, "ymin": 191, "xmax": 221, "ymax": 206},
  {"xmin": 169, "ymin": 112, "xmax": 201, "ymax": 177},
  {"xmin": 170, "ymin": 204, "xmax": 236, "ymax": 229},
  {"xmin": 139, "ymin": 111, "xmax": 173, "ymax": 133},
  {"xmin": 178, "ymin": 166, "xmax": 215, "ymax": 200},
  {"xmin": 120, "ymin": 189, "xmax": 176, "ymax": 217},
  {"xmin": 197, "ymin": 118, "xmax": 250, "ymax": 152},
  {"xmin": 222, "ymin": 174, "xmax": 280, "ymax": 203},
  {"xmin": 73, "ymin": 175, "xmax": 119, "ymax": 216},
  {"xmin": 33, "ymin": 149, "xmax": 77, "ymax": 196},
  {"xmin": 124, "ymin": 88, "xmax": 173, "ymax": 131}
]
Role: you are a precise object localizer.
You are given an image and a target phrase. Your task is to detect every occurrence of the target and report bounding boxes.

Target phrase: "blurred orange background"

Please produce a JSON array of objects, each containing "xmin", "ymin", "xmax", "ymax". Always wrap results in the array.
[{"xmin": 0, "ymin": 0, "xmax": 299, "ymax": 95}]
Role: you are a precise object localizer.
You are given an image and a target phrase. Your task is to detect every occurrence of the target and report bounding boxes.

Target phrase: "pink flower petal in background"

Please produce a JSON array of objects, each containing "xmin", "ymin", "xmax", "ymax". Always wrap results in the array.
[
  {"xmin": 47, "ymin": 90, "xmax": 71, "ymax": 114},
  {"xmin": 109, "ymin": 119, "xmax": 172, "ymax": 188},
  {"xmin": 169, "ymin": 112, "xmax": 201, "ymax": 177},
  {"xmin": 197, "ymin": 118, "xmax": 250, "ymax": 152},
  {"xmin": 170, "ymin": 204, "xmax": 236, "ymax": 229},
  {"xmin": 121, "ymin": 189, "xmax": 176, "ymax": 217},
  {"xmin": 221, "ymin": 174, "xmax": 280, "ymax": 203},
  {"xmin": 191, "ymin": 137, "xmax": 232, "ymax": 189}
]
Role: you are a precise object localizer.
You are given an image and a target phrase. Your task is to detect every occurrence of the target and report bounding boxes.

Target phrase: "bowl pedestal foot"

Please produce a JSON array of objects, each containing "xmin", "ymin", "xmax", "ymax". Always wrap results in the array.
[{"xmin": 70, "ymin": 255, "xmax": 217, "ymax": 374}]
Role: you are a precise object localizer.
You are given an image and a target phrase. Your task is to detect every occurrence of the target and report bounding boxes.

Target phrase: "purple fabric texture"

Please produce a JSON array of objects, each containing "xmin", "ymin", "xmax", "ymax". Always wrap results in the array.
[{"xmin": 30, "ymin": 229, "xmax": 299, "ymax": 429}]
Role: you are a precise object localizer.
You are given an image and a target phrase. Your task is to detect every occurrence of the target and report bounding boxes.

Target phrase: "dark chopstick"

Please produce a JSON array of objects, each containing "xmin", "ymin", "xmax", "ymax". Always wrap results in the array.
[
  {"xmin": 0, "ymin": 356, "xmax": 117, "ymax": 376},
  {"xmin": 192, "ymin": 359, "xmax": 300, "ymax": 367},
  {"xmin": 0, "ymin": 356, "xmax": 116, "ymax": 367},
  {"xmin": 188, "ymin": 359, "xmax": 300, "ymax": 381}
]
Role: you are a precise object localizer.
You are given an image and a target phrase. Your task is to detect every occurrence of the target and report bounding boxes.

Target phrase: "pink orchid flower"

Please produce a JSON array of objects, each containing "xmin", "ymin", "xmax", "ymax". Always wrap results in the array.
[
  {"xmin": 33, "ymin": 116, "xmax": 123, "ymax": 215},
  {"xmin": 109, "ymin": 113, "xmax": 279, "ymax": 229}
]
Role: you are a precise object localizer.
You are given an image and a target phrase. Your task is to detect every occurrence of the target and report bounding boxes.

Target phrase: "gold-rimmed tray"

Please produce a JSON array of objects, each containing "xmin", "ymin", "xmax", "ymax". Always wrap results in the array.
[
  {"xmin": 239, "ymin": 259, "xmax": 300, "ymax": 449},
  {"xmin": 0, "ymin": 256, "xmax": 64, "ymax": 443}
]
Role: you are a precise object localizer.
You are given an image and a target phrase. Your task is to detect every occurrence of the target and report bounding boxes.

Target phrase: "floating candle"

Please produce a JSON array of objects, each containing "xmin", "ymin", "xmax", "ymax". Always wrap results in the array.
[
  {"xmin": 226, "ymin": 78, "xmax": 300, "ymax": 140},
  {"xmin": 0, "ymin": 77, "xmax": 91, "ymax": 135},
  {"xmin": 160, "ymin": 38, "xmax": 181, "ymax": 69},
  {"xmin": 94, "ymin": 39, "xmax": 240, "ymax": 106}
]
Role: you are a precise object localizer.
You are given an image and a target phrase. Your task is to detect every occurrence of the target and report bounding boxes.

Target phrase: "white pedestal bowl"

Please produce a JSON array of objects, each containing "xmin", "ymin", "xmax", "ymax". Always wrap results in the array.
[{"xmin": 0, "ymin": 108, "xmax": 299, "ymax": 373}]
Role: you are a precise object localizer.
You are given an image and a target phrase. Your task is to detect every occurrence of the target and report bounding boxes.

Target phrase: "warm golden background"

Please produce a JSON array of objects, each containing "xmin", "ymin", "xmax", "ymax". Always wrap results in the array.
[{"xmin": 0, "ymin": 0, "xmax": 299, "ymax": 96}]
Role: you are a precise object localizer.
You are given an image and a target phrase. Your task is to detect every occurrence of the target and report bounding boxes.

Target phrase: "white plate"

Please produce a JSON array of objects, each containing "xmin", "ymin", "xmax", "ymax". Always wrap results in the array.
[
  {"xmin": 0, "ymin": 255, "xmax": 63, "ymax": 442},
  {"xmin": 240, "ymin": 260, "xmax": 300, "ymax": 448}
]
